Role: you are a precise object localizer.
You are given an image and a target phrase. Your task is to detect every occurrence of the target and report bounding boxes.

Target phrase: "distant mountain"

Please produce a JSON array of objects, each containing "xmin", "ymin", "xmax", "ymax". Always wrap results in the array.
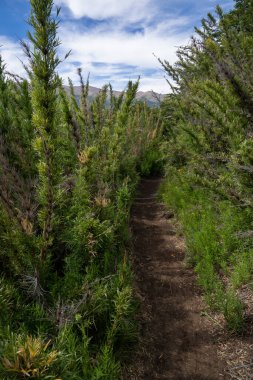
[{"xmin": 64, "ymin": 85, "xmax": 165, "ymax": 107}]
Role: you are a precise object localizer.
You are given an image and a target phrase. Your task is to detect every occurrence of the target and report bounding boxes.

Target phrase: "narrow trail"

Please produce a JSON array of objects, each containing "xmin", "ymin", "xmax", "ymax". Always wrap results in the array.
[{"xmin": 128, "ymin": 177, "xmax": 225, "ymax": 380}]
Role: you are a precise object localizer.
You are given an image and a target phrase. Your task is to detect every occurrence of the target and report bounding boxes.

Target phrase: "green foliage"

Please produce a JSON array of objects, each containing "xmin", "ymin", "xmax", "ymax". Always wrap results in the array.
[
  {"xmin": 139, "ymin": 146, "xmax": 163, "ymax": 176},
  {"xmin": 162, "ymin": 172, "xmax": 246, "ymax": 332},
  {"xmin": 26, "ymin": 0, "xmax": 63, "ymax": 264},
  {"xmin": 0, "ymin": 0, "xmax": 162, "ymax": 377},
  {"xmin": 91, "ymin": 345, "xmax": 120, "ymax": 380},
  {"xmin": 0, "ymin": 278, "xmax": 17, "ymax": 326},
  {"xmin": 223, "ymin": 291, "xmax": 244, "ymax": 332},
  {"xmin": 160, "ymin": 1, "xmax": 253, "ymax": 333},
  {"xmin": 231, "ymin": 250, "xmax": 253, "ymax": 288}
]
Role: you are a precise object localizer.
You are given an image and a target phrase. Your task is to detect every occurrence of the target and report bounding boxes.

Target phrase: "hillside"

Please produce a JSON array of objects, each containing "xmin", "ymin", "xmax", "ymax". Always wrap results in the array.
[{"xmin": 64, "ymin": 85, "xmax": 166, "ymax": 107}]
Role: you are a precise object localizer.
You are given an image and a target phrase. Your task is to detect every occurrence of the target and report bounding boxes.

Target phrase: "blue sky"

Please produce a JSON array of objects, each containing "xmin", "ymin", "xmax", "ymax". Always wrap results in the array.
[{"xmin": 0, "ymin": 0, "xmax": 234, "ymax": 93}]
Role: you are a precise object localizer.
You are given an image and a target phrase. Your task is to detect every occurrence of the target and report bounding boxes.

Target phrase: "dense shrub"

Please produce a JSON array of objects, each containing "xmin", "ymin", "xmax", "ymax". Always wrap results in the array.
[
  {"xmin": 0, "ymin": 0, "xmax": 162, "ymax": 378},
  {"xmin": 161, "ymin": 0, "xmax": 253, "ymax": 332}
]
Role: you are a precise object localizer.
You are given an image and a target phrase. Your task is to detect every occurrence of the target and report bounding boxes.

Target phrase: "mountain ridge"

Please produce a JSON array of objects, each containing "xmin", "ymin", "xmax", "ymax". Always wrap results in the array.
[{"xmin": 64, "ymin": 85, "xmax": 166, "ymax": 106}]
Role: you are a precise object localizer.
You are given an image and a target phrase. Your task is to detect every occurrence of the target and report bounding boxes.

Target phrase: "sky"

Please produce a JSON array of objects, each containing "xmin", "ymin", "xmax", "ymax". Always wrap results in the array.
[{"xmin": 0, "ymin": 0, "xmax": 234, "ymax": 93}]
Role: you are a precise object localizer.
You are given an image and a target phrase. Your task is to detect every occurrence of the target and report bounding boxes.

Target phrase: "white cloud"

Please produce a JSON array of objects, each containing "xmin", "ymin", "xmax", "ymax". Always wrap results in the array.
[
  {"xmin": 57, "ymin": 18, "xmax": 191, "ymax": 93},
  {"xmin": 53, "ymin": 0, "xmax": 192, "ymax": 92},
  {"xmin": 55, "ymin": 0, "xmax": 152, "ymax": 22},
  {"xmin": 0, "ymin": 36, "xmax": 26, "ymax": 76},
  {"xmin": 61, "ymin": 30, "xmax": 177, "ymax": 68}
]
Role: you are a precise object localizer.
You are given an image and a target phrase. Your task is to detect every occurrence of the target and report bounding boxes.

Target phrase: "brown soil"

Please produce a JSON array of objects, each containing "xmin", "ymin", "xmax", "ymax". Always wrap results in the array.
[{"xmin": 127, "ymin": 177, "xmax": 225, "ymax": 380}]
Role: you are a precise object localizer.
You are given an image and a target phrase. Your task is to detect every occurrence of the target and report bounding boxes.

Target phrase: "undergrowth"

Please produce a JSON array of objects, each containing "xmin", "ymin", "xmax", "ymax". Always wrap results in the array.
[{"xmin": 161, "ymin": 168, "xmax": 252, "ymax": 332}]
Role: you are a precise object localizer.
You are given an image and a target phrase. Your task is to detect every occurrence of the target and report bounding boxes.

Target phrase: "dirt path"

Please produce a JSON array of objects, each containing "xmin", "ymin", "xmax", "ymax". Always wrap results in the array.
[{"xmin": 128, "ymin": 177, "xmax": 225, "ymax": 380}]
